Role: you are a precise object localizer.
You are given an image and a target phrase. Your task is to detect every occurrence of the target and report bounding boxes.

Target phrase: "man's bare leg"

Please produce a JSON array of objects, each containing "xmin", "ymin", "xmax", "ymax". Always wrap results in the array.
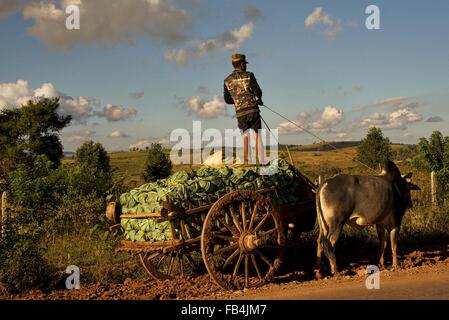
[
  {"xmin": 255, "ymin": 130, "xmax": 264, "ymax": 164},
  {"xmin": 243, "ymin": 133, "xmax": 249, "ymax": 163}
]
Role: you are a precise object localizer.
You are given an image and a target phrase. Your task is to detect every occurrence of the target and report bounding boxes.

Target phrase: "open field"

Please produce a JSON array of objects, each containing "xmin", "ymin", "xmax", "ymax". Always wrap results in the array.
[
  {"xmin": 88, "ymin": 144, "xmax": 431, "ymax": 205},
  {"xmin": 93, "ymin": 143, "xmax": 408, "ymax": 188}
]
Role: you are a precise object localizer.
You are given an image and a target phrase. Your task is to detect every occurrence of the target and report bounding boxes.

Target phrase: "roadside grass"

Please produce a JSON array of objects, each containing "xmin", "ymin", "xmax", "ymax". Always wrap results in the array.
[{"xmin": 43, "ymin": 233, "xmax": 146, "ymax": 285}]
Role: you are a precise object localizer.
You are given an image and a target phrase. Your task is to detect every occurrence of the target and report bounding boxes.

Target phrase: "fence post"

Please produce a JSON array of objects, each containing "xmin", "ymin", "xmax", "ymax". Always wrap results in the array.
[
  {"xmin": 1, "ymin": 191, "xmax": 7, "ymax": 237},
  {"xmin": 431, "ymin": 171, "xmax": 438, "ymax": 207},
  {"xmin": 318, "ymin": 175, "xmax": 323, "ymax": 186}
]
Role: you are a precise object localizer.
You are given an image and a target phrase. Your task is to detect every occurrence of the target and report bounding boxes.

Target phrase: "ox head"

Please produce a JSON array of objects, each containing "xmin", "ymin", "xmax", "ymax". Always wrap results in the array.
[
  {"xmin": 401, "ymin": 172, "xmax": 421, "ymax": 208},
  {"xmin": 380, "ymin": 162, "xmax": 421, "ymax": 208}
]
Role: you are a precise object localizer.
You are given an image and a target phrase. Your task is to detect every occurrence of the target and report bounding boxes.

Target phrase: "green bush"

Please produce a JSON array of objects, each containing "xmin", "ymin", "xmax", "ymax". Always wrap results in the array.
[
  {"xmin": 357, "ymin": 127, "xmax": 393, "ymax": 169},
  {"xmin": 10, "ymin": 155, "xmax": 69, "ymax": 210},
  {"xmin": 142, "ymin": 143, "xmax": 172, "ymax": 182},
  {"xmin": 46, "ymin": 193, "xmax": 107, "ymax": 237},
  {"xmin": 0, "ymin": 236, "xmax": 55, "ymax": 293},
  {"xmin": 0, "ymin": 211, "xmax": 56, "ymax": 294}
]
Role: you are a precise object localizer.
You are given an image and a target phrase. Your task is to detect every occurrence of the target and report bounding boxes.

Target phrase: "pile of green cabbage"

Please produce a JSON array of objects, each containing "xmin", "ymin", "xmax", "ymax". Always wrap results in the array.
[{"xmin": 121, "ymin": 159, "xmax": 303, "ymax": 242}]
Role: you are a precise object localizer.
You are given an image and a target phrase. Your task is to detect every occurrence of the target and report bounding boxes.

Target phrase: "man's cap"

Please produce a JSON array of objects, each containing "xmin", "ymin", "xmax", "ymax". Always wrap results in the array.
[{"xmin": 232, "ymin": 53, "xmax": 249, "ymax": 64}]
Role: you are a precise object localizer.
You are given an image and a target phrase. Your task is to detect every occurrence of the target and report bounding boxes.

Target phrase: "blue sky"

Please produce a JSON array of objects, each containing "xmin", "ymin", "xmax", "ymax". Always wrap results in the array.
[{"xmin": 0, "ymin": 0, "xmax": 448, "ymax": 151}]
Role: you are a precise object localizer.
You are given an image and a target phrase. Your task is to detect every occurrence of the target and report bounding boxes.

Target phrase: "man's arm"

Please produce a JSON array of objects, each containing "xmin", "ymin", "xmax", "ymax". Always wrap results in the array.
[
  {"xmin": 249, "ymin": 73, "xmax": 263, "ymax": 104},
  {"xmin": 223, "ymin": 83, "xmax": 234, "ymax": 104}
]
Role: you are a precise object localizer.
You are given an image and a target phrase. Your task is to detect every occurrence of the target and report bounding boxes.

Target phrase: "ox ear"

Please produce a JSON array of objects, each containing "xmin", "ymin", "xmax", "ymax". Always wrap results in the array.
[
  {"xmin": 406, "ymin": 182, "xmax": 421, "ymax": 191},
  {"xmin": 402, "ymin": 172, "xmax": 413, "ymax": 182}
]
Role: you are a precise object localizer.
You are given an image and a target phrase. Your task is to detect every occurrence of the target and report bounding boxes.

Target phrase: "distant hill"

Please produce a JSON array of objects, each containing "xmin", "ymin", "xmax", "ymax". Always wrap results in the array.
[{"xmin": 281, "ymin": 141, "xmax": 361, "ymax": 152}]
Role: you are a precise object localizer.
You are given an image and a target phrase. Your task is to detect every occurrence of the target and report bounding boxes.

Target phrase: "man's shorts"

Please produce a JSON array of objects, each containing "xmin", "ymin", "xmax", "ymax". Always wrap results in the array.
[{"xmin": 237, "ymin": 111, "xmax": 262, "ymax": 133}]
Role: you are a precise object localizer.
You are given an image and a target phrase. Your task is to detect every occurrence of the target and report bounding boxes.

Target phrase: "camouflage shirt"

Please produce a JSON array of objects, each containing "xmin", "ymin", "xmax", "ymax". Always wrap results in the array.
[{"xmin": 224, "ymin": 70, "xmax": 262, "ymax": 117}]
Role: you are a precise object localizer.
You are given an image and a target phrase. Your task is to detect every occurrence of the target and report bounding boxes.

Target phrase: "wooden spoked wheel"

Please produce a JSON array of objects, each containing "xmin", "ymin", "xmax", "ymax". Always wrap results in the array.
[
  {"xmin": 139, "ymin": 248, "xmax": 202, "ymax": 280},
  {"xmin": 201, "ymin": 190, "xmax": 285, "ymax": 290}
]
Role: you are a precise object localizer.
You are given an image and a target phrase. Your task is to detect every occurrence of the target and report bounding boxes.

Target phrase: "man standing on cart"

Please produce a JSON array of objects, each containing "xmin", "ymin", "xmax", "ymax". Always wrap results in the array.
[{"xmin": 224, "ymin": 54, "xmax": 264, "ymax": 164}]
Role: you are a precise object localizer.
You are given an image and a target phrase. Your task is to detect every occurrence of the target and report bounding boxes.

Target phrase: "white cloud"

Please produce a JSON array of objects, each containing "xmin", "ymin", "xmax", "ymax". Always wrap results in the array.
[
  {"xmin": 95, "ymin": 104, "xmax": 137, "ymax": 121},
  {"xmin": 0, "ymin": 79, "xmax": 93, "ymax": 123},
  {"xmin": 0, "ymin": 79, "xmax": 137, "ymax": 124},
  {"xmin": 165, "ymin": 10, "xmax": 260, "ymax": 64},
  {"xmin": 278, "ymin": 105, "xmax": 344, "ymax": 134},
  {"xmin": 359, "ymin": 108, "xmax": 423, "ymax": 130},
  {"xmin": 186, "ymin": 95, "xmax": 227, "ymax": 119},
  {"xmin": 58, "ymin": 95, "xmax": 93, "ymax": 123},
  {"xmin": 129, "ymin": 136, "xmax": 169, "ymax": 150},
  {"xmin": 129, "ymin": 139, "xmax": 150, "ymax": 150},
  {"xmin": 63, "ymin": 129, "xmax": 95, "ymax": 143},
  {"xmin": 109, "ymin": 130, "xmax": 129, "ymax": 138},
  {"xmin": 298, "ymin": 111, "xmax": 310, "ymax": 119},
  {"xmin": 278, "ymin": 120, "xmax": 305, "ymax": 134},
  {"xmin": 354, "ymin": 96, "xmax": 421, "ymax": 112},
  {"xmin": 309, "ymin": 105, "xmax": 344, "ymax": 132},
  {"xmin": 305, "ymin": 7, "xmax": 342, "ymax": 41},
  {"xmin": 21, "ymin": 0, "xmax": 191, "ymax": 50},
  {"xmin": 165, "ymin": 47, "xmax": 191, "ymax": 65},
  {"xmin": 165, "ymin": 6, "xmax": 259, "ymax": 65},
  {"xmin": 165, "ymin": 22, "xmax": 254, "ymax": 65},
  {"xmin": 158, "ymin": 137, "xmax": 170, "ymax": 145},
  {"xmin": 336, "ymin": 132, "xmax": 351, "ymax": 141},
  {"xmin": 374, "ymin": 96, "xmax": 417, "ymax": 108},
  {"xmin": 0, "ymin": 79, "xmax": 33, "ymax": 108}
]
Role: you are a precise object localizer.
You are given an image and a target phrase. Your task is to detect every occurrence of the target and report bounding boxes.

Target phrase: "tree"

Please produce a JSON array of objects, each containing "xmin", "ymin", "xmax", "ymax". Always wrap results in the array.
[
  {"xmin": 0, "ymin": 97, "xmax": 71, "ymax": 167},
  {"xmin": 142, "ymin": 143, "xmax": 172, "ymax": 182},
  {"xmin": 72, "ymin": 141, "xmax": 112, "ymax": 197},
  {"xmin": 356, "ymin": 127, "xmax": 393, "ymax": 169},
  {"xmin": 75, "ymin": 140, "xmax": 111, "ymax": 174},
  {"xmin": 417, "ymin": 131, "xmax": 449, "ymax": 172},
  {"xmin": 416, "ymin": 131, "xmax": 449, "ymax": 195}
]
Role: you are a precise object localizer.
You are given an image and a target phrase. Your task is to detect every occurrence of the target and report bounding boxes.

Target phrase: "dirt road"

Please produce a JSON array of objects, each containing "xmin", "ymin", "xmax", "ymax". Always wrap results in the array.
[
  {"xmin": 2, "ymin": 245, "xmax": 449, "ymax": 300},
  {"xmin": 234, "ymin": 264, "xmax": 449, "ymax": 300}
]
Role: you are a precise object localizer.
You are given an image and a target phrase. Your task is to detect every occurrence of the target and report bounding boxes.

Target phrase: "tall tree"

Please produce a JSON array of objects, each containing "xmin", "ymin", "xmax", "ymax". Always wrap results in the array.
[
  {"xmin": 72, "ymin": 141, "xmax": 112, "ymax": 196},
  {"xmin": 75, "ymin": 140, "xmax": 111, "ymax": 174},
  {"xmin": 356, "ymin": 127, "xmax": 393, "ymax": 169},
  {"xmin": 417, "ymin": 131, "xmax": 448, "ymax": 171},
  {"xmin": 416, "ymin": 131, "xmax": 449, "ymax": 195},
  {"xmin": 142, "ymin": 143, "xmax": 172, "ymax": 182},
  {"xmin": 0, "ymin": 97, "xmax": 71, "ymax": 166}
]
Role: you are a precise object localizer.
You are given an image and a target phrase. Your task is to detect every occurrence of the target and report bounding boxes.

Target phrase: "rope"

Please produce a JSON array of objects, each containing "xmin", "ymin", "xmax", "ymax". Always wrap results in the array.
[{"xmin": 260, "ymin": 104, "xmax": 376, "ymax": 173}]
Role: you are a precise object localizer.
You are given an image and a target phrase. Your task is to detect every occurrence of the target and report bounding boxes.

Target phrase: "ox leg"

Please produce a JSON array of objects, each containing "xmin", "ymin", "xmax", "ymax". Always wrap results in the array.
[
  {"xmin": 376, "ymin": 225, "xmax": 387, "ymax": 267},
  {"xmin": 315, "ymin": 231, "xmax": 324, "ymax": 279},
  {"xmin": 325, "ymin": 224, "xmax": 343, "ymax": 276},
  {"xmin": 390, "ymin": 227, "xmax": 400, "ymax": 268}
]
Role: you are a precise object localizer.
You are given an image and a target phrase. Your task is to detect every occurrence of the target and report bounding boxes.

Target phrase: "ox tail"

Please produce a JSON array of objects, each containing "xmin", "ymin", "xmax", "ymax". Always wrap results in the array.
[
  {"xmin": 316, "ymin": 185, "xmax": 328, "ymax": 235},
  {"xmin": 316, "ymin": 185, "xmax": 334, "ymax": 266}
]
